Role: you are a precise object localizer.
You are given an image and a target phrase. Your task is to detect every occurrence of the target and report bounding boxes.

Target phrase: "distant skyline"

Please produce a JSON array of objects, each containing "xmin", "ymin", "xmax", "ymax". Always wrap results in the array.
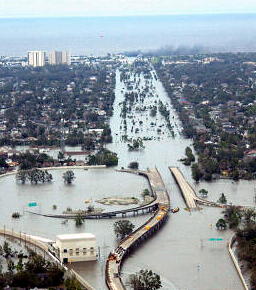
[{"xmin": 0, "ymin": 0, "xmax": 256, "ymax": 18}]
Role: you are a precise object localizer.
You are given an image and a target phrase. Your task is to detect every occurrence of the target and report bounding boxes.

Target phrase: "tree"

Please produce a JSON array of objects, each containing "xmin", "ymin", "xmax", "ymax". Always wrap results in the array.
[
  {"xmin": 232, "ymin": 170, "xmax": 240, "ymax": 181},
  {"xmin": 182, "ymin": 146, "xmax": 195, "ymax": 165},
  {"xmin": 242, "ymin": 208, "xmax": 256, "ymax": 226},
  {"xmin": 16, "ymin": 169, "xmax": 52, "ymax": 184},
  {"xmin": 12, "ymin": 212, "xmax": 21, "ymax": 218},
  {"xmin": 250, "ymin": 269, "xmax": 256, "ymax": 290},
  {"xmin": 129, "ymin": 269, "xmax": 162, "ymax": 290},
  {"xmin": 47, "ymin": 264, "xmax": 65, "ymax": 286},
  {"xmin": 63, "ymin": 170, "xmax": 75, "ymax": 184},
  {"xmin": 57, "ymin": 151, "xmax": 64, "ymax": 162},
  {"xmin": 128, "ymin": 161, "xmax": 139, "ymax": 169},
  {"xmin": 75, "ymin": 213, "xmax": 84, "ymax": 226},
  {"xmin": 87, "ymin": 149, "xmax": 118, "ymax": 167},
  {"xmin": 191, "ymin": 163, "xmax": 202, "ymax": 182},
  {"xmin": 113, "ymin": 220, "xmax": 135, "ymax": 239},
  {"xmin": 218, "ymin": 193, "xmax": 227, "ymax": 204},
  {"xmin": 216, "ymin": 218, "xmax": 227, "ymax": 230},
  {"xmin": 25, "ymin": 250, "xmax": 46, "ymax": 273},
  {"xmin": 3, "ymin": 241, "xmax": 11, "ymax": 256},
  {"xmin": 7, "ymin": 260, "xmax": 14, "ymax": 273},
  {"xmin": 223, "ymin": 206, "xmax": 242, "ymax": 229},
  {"xmin": 128, "ymin": 138, "xmax": 145, "ymax": 151},
  {"xmin": 16, "ymin": 257, "xmax": 23, "ymax": 271},
  {"xmin": 65, "ymin": 275, "xmax": 82, "ymax": 290},
  {"xmin": 199, "ymin": 188, "xmax": 208, "ymax": 197},
  {"xmin": 141, "ymin": 189, "xmax": 151, "ymax": 198},
  {"xmin": 16, "ymin": 170, "xmax": 27, "ymax": 184}
]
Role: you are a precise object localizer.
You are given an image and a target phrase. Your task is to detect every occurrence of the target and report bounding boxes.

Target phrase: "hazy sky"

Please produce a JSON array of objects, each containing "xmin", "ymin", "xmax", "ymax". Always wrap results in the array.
[{"xmin": 1, "ymin": 0, "xmax": 256, "ymax": 18}]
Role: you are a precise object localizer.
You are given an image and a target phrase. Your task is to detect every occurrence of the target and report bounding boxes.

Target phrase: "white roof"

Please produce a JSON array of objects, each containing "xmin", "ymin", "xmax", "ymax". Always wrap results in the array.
[
  {"xmin": 27, "ymin": 235, "xmax": 54, "ymax": 243},
  {"xmin": 56, "ymin": 233, "xmax": 95, "ymax": 241}
]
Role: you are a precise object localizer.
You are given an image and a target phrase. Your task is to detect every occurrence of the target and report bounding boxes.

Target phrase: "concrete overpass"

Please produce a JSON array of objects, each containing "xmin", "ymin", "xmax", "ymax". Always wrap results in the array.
[
  {"xmin": 169, "ymin": 166, "xmax": 219, "ymax": 210},
  {"xmin": 105, "ymin": 167, "xmax": 170, "ymax": 290}
]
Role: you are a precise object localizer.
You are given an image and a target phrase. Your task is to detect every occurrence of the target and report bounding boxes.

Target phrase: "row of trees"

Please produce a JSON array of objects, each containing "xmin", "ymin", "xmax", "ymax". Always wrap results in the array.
[
  {"xmin": 16, "ymin": 169, "xmax": 78, "ymax": 185},
  {"xmin": 16, "ymin": 169, "xmax": 53, "ymax": 184}
]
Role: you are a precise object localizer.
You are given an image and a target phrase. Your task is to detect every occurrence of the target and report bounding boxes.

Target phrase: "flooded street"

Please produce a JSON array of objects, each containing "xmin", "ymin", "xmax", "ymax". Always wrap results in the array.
[{"xmin": 0, "ymin": 61, "xmax": 253, "ymax": 289}]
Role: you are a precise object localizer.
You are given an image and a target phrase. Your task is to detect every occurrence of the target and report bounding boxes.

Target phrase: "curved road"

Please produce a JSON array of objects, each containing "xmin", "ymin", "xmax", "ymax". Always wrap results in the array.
[
  {"xmin": 27, "ymin": 169, "xmax": 159, "ymax": 219},
  {"xmin": 105, "ymin": 167, "xmax": 170, "ymax": 290}
]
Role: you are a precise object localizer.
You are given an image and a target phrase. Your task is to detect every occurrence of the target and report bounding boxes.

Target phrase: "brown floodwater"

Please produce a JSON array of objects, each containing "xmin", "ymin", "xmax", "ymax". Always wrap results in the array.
[{"xmin": 0, "ymin": 65, "xmax": 251, "ymax": 289}]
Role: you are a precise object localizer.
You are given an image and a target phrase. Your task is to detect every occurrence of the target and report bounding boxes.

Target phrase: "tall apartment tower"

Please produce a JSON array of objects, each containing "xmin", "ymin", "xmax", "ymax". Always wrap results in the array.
[
  {"xmin": 28, "ymin": 51, "xmax": 45, "ymax": 67},
  {"xmin": 48, "ymin": 51, "xmax": 71, "ymax": 65}
]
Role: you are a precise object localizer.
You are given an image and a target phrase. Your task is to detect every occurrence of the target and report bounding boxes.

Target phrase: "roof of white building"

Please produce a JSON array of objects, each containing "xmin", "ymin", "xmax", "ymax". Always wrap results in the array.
[{"xmin": 56, "ymin": 233, "xmax": 95, "ymax": 241}]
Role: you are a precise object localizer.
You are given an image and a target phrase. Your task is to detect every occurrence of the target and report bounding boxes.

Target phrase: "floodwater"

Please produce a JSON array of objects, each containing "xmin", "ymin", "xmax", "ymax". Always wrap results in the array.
[{"xmin": 0, "ymin": 63, "xmax": 253, "ymax": 289}]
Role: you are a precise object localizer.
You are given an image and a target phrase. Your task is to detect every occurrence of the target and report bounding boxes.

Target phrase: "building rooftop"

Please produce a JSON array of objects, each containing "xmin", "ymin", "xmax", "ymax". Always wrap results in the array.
[{"xmin": 56, "ymin": 233, "xmax": 95, "ymax": 241}]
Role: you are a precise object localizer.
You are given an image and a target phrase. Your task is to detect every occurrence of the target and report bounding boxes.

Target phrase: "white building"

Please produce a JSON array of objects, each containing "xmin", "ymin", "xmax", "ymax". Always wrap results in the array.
[
  {"xmin": 48, "ymin": 51, "xmax": 71, "ymax": 65},
  {"xmin": 55, "ymin": 233, "xmax": 96, "ymax": 263},
  {"xmin": 28, "ymin": 51, "xmax": 45, "ymax": 67}
]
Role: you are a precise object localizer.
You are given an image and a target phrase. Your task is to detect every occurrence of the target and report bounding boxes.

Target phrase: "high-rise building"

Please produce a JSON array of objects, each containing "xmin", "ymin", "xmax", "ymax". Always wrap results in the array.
[
  {"xmin": 48, "ymin": 51, "xmax": 71, "ymax": 65},
  {"xmin": 28, "ymin": 51, "xmax": 45, "ymax": 67}
]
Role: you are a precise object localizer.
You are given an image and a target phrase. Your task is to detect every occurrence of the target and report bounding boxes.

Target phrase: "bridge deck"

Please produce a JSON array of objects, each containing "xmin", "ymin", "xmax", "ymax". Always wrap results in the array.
[
  {"xmin": 27, "ymin": 169, "xmax": 159, "ymax": 220},
  {"xmin": 169, "ymin": 167, "xmax": 220, "ymax": 209},
  {"xmin": 169, "ymin": 167, "xmax": 198, "ymax": 209},
  {"xmin": 105, "ymin": 168, "xmax": 170, "ymax": 290}
]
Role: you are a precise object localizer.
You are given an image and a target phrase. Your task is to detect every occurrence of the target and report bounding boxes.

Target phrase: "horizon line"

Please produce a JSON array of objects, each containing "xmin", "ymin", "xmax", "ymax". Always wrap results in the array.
[{"xmin": 0, "ymin": 11, "xmax": 256, "ymax": 19}]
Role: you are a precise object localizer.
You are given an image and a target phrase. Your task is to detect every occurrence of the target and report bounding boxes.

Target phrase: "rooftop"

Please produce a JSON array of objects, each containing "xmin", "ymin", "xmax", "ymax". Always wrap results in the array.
[{"xmin": 56, "ymin": 233, "xmax": 95, "ymax": 241}]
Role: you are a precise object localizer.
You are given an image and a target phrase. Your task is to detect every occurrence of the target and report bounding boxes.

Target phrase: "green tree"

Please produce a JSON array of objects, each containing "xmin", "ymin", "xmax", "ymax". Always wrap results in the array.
[
  {"xmin": 63, "ymin": 170, "xmax": 76, "ymax": 184},
  {"xmin": 216, "ymin": 218, "xmax": 227, "ymax": 230},
  {"xmin": 7, "ymin": 260, "xmax": 14, "ymax": 273},
  {"xmin": 87, "ymin": 149, "xmax": 118, "ymax": 167},
  {"xmin": 57, "ymin": 151, "xmax": 64, "ymax": 161},
  {"xmin": 16, "ymin": 258, "xmax": 23, "ymax": 271},
  {"xmin": 199, "ymin": 188, "xmax": 208, "ymax": 197},
  {"xmin": 16, "ymin": 170, "xmax": 27, "ymax": 184},
  {"xmin": 129, "ymin": 269, "xmax": 162, "ymax": 290},
  {"xmin": 65, "ymin": 275, "xmax": 82, "ymax": 290},
  {"xmin": 223, "ymin": 206, "xmax": 242, "ymax": 229},
  {"xmin": 232, "ymin": 170, "xmax": 240, "ymax": 181},
  {"xmin": 218, "ymin": 193, "xmax": 227, "ymax": 204},
  {"xmin": 3, "ymin": 241, "xmax": 11, "ymax": 256},
  {"xmin": 25, "ymin": 251, "xmax": 46, "ymax": 273},
  {"xmin": 75, "ymin": 213, "xmax": 84, "ymax": 226},
  {"xmin": 242, "ymin": 208, "xmax": 256, "ymax": 226},
  {"xmin": 128, "ymin": 161, "xmax": 139, "ymax": 169},
  {"xmin": 113, "ymin": 220, "xmax": 135, "ymax": 239},
  {"xmin": 191, "ymin": 163, "xmax": 202, "ymax": 182}
]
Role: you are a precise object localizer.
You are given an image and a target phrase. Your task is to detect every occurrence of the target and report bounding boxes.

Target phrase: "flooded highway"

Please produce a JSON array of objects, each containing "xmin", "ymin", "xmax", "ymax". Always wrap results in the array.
[{"xmin": 0, "ymin": 62, "xmax": 251, "ymax": 289}]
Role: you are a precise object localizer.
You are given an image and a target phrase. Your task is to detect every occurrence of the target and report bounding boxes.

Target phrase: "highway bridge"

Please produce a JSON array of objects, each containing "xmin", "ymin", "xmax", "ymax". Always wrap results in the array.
[
  {"xmin": 105, "ymin": 167, "xmax": 170, "ymax": 290},
  {"xmin": 27, "ymin": 169, "xmax": 160, "ymax": 220},
  {"xmin": 169, "ymin": 166, "xmax": 220, "ymax": 210}
]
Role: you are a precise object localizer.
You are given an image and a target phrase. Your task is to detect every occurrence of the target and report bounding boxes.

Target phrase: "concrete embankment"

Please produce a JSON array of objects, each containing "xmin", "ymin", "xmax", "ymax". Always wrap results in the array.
[{"xmin": 229, "ymin": 235, "xmax": 249, "ymax": 290}]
